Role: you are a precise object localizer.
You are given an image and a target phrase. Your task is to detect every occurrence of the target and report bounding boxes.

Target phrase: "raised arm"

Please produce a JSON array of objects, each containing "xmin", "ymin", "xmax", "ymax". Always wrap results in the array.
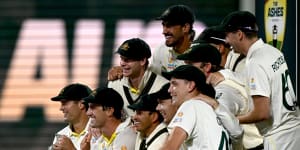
[{"xmin": 160, "ymin": 127, "xmax": 187, "ymax": 150}]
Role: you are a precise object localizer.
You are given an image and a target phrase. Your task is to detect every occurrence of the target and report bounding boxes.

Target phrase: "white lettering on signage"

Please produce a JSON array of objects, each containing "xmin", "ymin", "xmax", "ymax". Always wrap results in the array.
[{"xmin": 0, "ymin": 19, "xmax": 205, "ymax": 121}]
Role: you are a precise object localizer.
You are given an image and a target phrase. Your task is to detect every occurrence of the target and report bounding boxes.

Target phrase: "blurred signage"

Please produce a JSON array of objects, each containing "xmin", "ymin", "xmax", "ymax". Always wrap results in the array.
[{"xmin": 264, "ymin": 0, "xmax": 287, "ymax": 50}]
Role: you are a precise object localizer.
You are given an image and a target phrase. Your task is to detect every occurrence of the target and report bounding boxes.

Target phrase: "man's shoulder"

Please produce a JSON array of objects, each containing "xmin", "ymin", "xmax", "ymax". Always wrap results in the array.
[
  {"xmin": 56, "ymin": 125, "xmax": 71, "ymax": 135},
  {"xmin": 149, "ymin": 72, "xmax": 169, "ymax": 92},
  {"xmin": 153, "ymin": 73, "xmax": 169, "ymax": 83},
  {"xmin": 108, "ymin": 78, "xmax": 125, "ymax": 87},
  {"xmin": 182, "ymin": 99, "xmax": 214, "ymax": 111},
  {"xmin": 217, "ymin": 79, "xmax": 246, "ymax": 93}
]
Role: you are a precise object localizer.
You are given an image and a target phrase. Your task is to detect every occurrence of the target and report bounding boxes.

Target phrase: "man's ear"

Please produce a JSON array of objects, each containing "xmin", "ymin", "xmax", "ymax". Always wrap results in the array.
[
  {"xmin": 78, "ymin": 100, "xmax": 86, "ymax": 110},
  {"xmin": 203, "ymin": 63, "xmax": 212, "ymax": 73},
  {"xmin": 140, "ymin": 58, "xmax": 147, "ymax": 66},
  {"xmin": 105, "ymin": 107, "xmax": 115, "ymax": 117},
  {"xmin": 187, "ymin": 81, "xmax": 196, "ymax": 93},
  {"xmin": 218, "ymin": 44, "xmax": 226, "ymax": 55},
  {"xmin": 182, "ymin": 23, "xmax": 191, "ymax": 33},
  {"xmin": 237, "ymin": 30, "xmax": 245, "ymax": 41},
  {"xmin": 150, "ymin": 112, "xmax": 159, "ymax": 123}
]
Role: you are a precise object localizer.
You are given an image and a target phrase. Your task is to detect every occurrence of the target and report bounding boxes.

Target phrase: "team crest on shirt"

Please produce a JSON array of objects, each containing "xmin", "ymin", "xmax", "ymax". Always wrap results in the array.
[
  {"xmin": 121, "ymin": 145, "xmax": 127, "ymax": 150},
  {"xmin": 249, "ymin": 78, "xmax": 256, "ymax": 90},
  {"xmin": 177, "ymin": 112, "xmax": 183, "ymax": 117},
  {"xmin": 173, "ymin": 111, "xmax": 184, "ymax": 123}
]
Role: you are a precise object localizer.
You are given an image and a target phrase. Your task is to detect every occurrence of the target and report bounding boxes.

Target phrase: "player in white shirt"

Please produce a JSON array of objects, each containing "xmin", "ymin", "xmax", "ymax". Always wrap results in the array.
[
  {"xmin": 151, "ymin": 4, "xmax": 196, "ymax": 75},
  {"xmin": 150, "ymin": 43, "xmax": 186, "ymax": 75},
  {"xmin": 49, "ymin": 83, "xmax": 92, "ymax": 150},
  {"xmin": 215, "ymin": 11, "xmax": 300, "ymax": 149},
  {"xmin": 160, "ymin": 65, "xmax": 231, "ymax": 150},
  {"xmin": 128, "ymin": 94, "xmax": 168, "ymax": 150},
  {"xmin": 82, "ymin": 87, "xmax": 136, "ymax": 150},
  {"xmin": 108, "ymin": 38, "xmax": 168, "ymax": 117},
  {"xmin": 177, "ymin": 43, "xmax": 249, "ymax": 149},
  {"xmin": 198, "ymin": 26, "xmax": 264, "ymax": 150},
  {"xmin": 107, "ymin": 5, "xmax": 195, "ymax": 80}
]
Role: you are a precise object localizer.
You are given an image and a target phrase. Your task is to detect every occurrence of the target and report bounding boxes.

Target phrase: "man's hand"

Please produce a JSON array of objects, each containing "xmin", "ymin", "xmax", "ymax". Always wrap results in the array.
[
  {"xmin": 80, "ymin": 133, "xmax": 92, "ymax": 150},
  {"xmin": 52, "ymin": 135, "xmax": 76, "ymax": 150},
  {"xmin": 107, "ymin": 66, "xmax": 123, "ymax": 81},
  {"xmin": 89, "ymin": 127, "xmax": 101, "ymax": 138}
]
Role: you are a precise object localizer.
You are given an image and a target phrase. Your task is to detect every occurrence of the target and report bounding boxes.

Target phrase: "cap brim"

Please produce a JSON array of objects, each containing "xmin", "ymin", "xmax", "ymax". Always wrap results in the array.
[
  {"xmin": 154, "ymin": 16, "xmax": 179, "ymax": 26},
  {"xmin": 83, "ymin": 95, "xmax": 95, "ymax": 103},
  {"xmin": 176, "ymin": 53, "xmax": 191, "ymax": 60},
  {"xmin": 192, "ymin": 39, "xmax": 206, "ymax": 44},
  {"xmin": 161, "ymin": 71, "xmax": 173, "ymax": 80},
  {"xmin": 214, "ymin": 24, "xmax": 226, "ymax": 32},
  {"xmin": 150, "ymin": 91, "xmax": 171, "ymax": 101},
  {"xmin": 115, "ymin": 48, "xmax": 141, "ymax": 60},
  {"xmin": 51, "ymin": 95, "xmax": 65, "ymax": 101},
  {"xmin": 127, "ymin": 103, "xmax": 140, "ymax": 110},
  {"xmin": 155, "ymin": 16, "xmax": 164, "ymax": 20},
  {"xmin": 116, "ymin": 49, "xmax": 126, "ymax": 56}
]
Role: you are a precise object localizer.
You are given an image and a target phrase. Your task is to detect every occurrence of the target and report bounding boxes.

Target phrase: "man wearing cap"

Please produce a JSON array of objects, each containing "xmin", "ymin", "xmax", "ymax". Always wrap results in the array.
[
  {"xmin": 177, "ymin": 43, "xmax": 266, "ymax": 149},
  {"xmin": 151, "ymin": 4, "xmax": 195, "ymax": 75},
  {"xmin": 108, "ymin": 38, "xmax": 168, "ymax": 116},
  {"xmin": 107, "ymin": 5, "xmax": 195, "ymax": 80},
  {"xmin": 194, "ymin": 26, "xmax": 232, "ymax": 68},
  {"xmin": 155, "ymin": 83, "xmax": 177, "ymax": 125},
  {"xmin": 128, "ymin": 94, "xmax": 168, "ymax": 150},
  {"xmin": 49, "ymin": 83, "xmax": 92, "ymax": 150},
  {"xmin": 83, "ymin": 87, "xmax": 136, "ymax": 150},
  {"xmin": 214, "ymin": 11, "xmax": 300, "ymax": 149},
  {"xmin": 160, "ymin": 65, "xmax": 230, "ymax": 150},
  {"xmin": 195, "ymin": 25, "xmax": 264, "ymax": 149}
]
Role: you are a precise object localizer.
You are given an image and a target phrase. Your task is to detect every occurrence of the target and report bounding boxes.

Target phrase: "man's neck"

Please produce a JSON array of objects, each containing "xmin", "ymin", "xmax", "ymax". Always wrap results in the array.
[
  {"xmin": 129, "ymin": 76, "xmax": 142, "ymax": 89},
  {"xmin": 101, "ymin": 119, "xmax": 121, "ymax": 140},
  {"xmin": 182, "ymin": 91, "xmax": 200, "ymax": 103},
  {"xmin": 243, "ymin": 37, "xmax": 259, "ymax": 56},
  {"xmin": 173, "ymin": 38, "xmax": 191, "ymax": 54},
  {"xmin": 128, "ymin": 68, "xmax": 146, "ymax": 89},
  {"xmin": 141, "ymin": 122, "xmax": 159, "ymax": 138},
  {"xmin": 70, "ymin": 115, "xmax": 89, "ymax": 133}
]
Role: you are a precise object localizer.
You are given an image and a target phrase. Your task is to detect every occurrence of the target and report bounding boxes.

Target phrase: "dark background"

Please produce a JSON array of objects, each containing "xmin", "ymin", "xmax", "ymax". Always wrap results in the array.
[
  {"xmin": 0, "ymin": 1, "xmax": 239, "ymax": 149},
  {"xmin": 0, "ymin": 0, "xmax": 297, "ymax": 149}
]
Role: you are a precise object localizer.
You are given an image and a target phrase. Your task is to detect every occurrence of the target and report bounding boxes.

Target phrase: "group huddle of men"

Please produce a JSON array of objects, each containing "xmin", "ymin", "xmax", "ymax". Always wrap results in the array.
[{"xmin": 48, "ymin": 4, "xmax": 299, "ymax": 150}]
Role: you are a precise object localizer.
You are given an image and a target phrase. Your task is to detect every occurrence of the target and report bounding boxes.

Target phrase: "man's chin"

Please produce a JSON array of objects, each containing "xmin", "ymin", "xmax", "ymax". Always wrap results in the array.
[
  {"xmin": 122, "ymin": 71, "xmax": 131, "ymax": 77},
  {"xmin": 63, "ymin": 118, "xmax": 69, "ymax": 123},
  {"xmin": 165, "ymin": 42, "xmax": 174, "ymax": 47}
]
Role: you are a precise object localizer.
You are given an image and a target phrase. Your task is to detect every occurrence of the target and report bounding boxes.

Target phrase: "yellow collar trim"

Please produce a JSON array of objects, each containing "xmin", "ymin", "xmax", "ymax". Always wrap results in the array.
[
  {"xmin": 102, "ymin": 132, "xmax": 117, "ymax": 145},
  {"xmin": 130, "ymin": 87, "xmax": 140, "ymax": 94},
  {"xmin": 71, "ymin": 129, "xmax": 86, "ymax": 138}
]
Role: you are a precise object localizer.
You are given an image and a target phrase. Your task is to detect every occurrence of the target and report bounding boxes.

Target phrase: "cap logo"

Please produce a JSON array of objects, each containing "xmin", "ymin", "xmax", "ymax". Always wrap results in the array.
[
  {"xmin": 177, "ymin": 112, "xmax": 184, "ymax": 117},
  {"xmin": 120, "ymin": 42, "xmax": 129, "ymax": 51},
  {"xmin": 59, "ymin": 88, "xmax": 66, "ymax": 95},
  {"xmin": 162, "ymin": 9, "xmax": 170, "ymax": 17},
  {"xmin": 91, "ymin": 89, "xmax": 97, "ymax": 96}
]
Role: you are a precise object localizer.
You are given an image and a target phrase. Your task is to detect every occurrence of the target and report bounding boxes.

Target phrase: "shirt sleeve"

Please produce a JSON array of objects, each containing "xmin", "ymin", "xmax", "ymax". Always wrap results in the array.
[
  {"xmin": 168, "ymin": 101, "xmax": 196, "ymax": 137},
  {"xmin": 216, "ymin": 89, "xmax": 240, "ymax": 115},
  {"xmin": 247, "ymin": 62, "xmax": 270, "ymax": 97},
  {"xmin": 215, "ymin": 104, "xmax": 243, "ymax": 141},
  {"xmin": 219, "ymin": 69, "xmax": 246, "ymax": 85},
  {"xmin": 149, "ymin": 44, "xmax": 163, "ymax": 75}
]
